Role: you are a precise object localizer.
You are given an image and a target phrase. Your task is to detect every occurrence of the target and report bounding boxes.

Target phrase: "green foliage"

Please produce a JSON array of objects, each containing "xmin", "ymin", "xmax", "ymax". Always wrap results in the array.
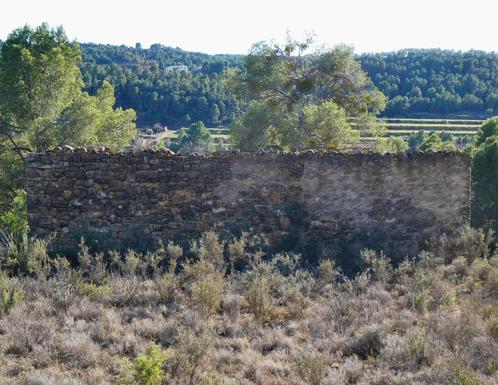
[
  {"xmin": 454, "ymin": 368, "xmax": 485, "ymax": 385},
  {"xmin": 171, "ymin": 121, "xmax": 212, "ymax": 152},
  {"xmin": 412, "ymin": 269, "xmax": 433, "ymax": 313},
  {"xmin": 230, "ymin": 100, "xmax": 281, "ymax": 151},
  {"xmin": 472, "ymin": 135, "xmax": 498, "ymax": 230},
  {"xmin": 419, "ymin": 132, "xmax": 456, "ymax": 151},
  {"xmin": 407, "ymin": 130, "xmax": 427, "ymax": 151},
  {"xmin": 0, "ymin": 24, "xmax": 136, "ymax": 154},
  {"xmin": 0, "ymin": 24, "xmax": 137, "ymax": 222},
  {"xmin": 56, "ymin": 81, "xmax": 137, "ymax": 151},
  {"xmin": 0, "ymin": 232, "xmax": 50, "ymax": 277},
  {"xmin": 81, "ymin": 43, "xmax": 241, "ymax": 128},
  {"xmin": 360, "ymin": 49, "xmax": 498, "ymax": 116},
  {"xmin": 228, "ymin": 36, "xmax": 386, "ymax": 151},
  {"xmin": 303, "ymin": 101, "xmax": 357, "ymax": 149},
  {"xmin": 80, "ymin": 45, "xmax": 498, "ymax": 128},
  {"xmin": 471, "ymin": 117, "xmax": 498, "ymax": 232},
  {"xmin": 0, "ymin": 190, "xmax": 27, "ymax": 236},
  {"xmin": 0, "ymin": 24, "xmax": 82, "ymax": 152},
  {"xmin": 476, "ymin": 117, "xmax": 498, "ymax": 146},
  {"xmin": 92, "ymin": 82, "xmax": 138, "ymax": 150},
  {"xmin": 74, "ymin": 281, "xmax": 110, "ymax": 300},
  {"xmin": 0, "ymin": 273, "xmax": 24, "ymax": 315},
  {"xmin": 374, "ymin": 137, "xmax": 408, "ymax": 154},
  {"xmin": 0, "ymin": 151, "xmax": 24, "ymax": 214},
  {"xmin": 132, "ymin": 344, "xmax": 168, "ymax": 385}
]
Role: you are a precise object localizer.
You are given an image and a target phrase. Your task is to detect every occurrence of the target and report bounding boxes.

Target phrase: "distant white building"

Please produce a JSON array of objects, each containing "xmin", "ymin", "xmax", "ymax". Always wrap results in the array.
[{"xmin": 165, "ymin": 65, "xmax": 189, "ymax": 73}]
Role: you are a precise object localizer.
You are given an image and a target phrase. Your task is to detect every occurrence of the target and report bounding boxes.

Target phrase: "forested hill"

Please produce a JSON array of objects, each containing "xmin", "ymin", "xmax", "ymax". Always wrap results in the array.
[
  {"xmin": 80, "ymin": 43, "xmax": 243, "ymax": 128},
  {"xmin": 359, "ymin": 49, "xmax": 498, "ymax": 117},
  {"xmin": 80, "ymin": 44, "xmax": 498, "ymax": 127}
]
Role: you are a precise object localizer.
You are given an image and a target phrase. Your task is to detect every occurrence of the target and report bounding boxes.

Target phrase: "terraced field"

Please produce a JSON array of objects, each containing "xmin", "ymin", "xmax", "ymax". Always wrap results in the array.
[
  {"xmin": 144, "ymin": 118, "xmax": 484, "ymax": 150},
  {"xmin": 352, "ymin": 118, "xmax": 483, "ymax": 139}
]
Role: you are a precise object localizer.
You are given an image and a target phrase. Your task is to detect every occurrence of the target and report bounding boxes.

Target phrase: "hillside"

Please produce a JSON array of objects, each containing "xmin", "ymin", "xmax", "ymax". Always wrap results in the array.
[
  {"xmin": 80, "ymin": 45, "xmax": 498, "ymax": 128},
  {"xmin": 80, "ymin": 43, "xmax": 243, "ymax": 128},
  {"xmin": 359, "ymin": 49, "xmax": 498, "ymax": 117}
]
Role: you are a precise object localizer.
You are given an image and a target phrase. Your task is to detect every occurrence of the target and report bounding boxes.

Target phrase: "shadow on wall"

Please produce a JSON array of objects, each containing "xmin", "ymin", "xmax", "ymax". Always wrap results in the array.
[{"xmin": 52, "ymin": 222, "xmax": 157, "ymax": 262}]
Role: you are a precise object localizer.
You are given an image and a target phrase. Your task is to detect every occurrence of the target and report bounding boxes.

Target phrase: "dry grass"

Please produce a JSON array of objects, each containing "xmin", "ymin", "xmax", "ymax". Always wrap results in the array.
[{"xmin": 0, "ymin": 226, "xmax": 498, "ymax": 384}]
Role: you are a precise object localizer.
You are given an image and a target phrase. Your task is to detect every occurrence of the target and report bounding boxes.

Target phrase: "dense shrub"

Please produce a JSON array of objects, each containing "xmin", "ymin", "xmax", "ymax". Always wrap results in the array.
[{"xmin": 0, "ymin": 227, "xmax": 497, "ymax": 384}]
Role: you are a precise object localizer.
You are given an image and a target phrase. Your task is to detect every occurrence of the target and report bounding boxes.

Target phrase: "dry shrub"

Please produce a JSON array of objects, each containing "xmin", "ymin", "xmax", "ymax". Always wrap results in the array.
[
  {"xmin": 134, "ymin": 279, "xmax": 161, "ymax": 305},
  {"xmin": 485, "ymin": 314, "xmax": 498, "ymax": 343},
  {"xmin": 361, "ymin": 249, "xmax": 393, "ymax": 287},
  {"xmin": 1, "ymin": 228, "xmax": 498, "ymax": 384},
  {"xmin": 406, "ymin": 326, "xmax": 433, "ymax": 368},
  {"xmin": 190, "ymin": 270, "xmax": 225, "ymax": 314},
  {"xmin": 109, "ymin": 276, "xmax": 143, "ymax": 306},
  {"xmin": 483, "ymin": 268, "xmax": 498, "ymax": 298},
  {"xmin": 344, "ymin": 329, "xmax": 384, "ymax": 360},
  {"xmin": 1, "ymin": 305, "xmax": 55, "ymax": 356},
  {"xmin": 469, "ymin": 259, "xmax": 492, "ymax": 283},
  {"xmin": 430, "ymin": 279, "xmax": 458, "ymax": 311},
  {"xmin": 197, "ymin": 371, "xmax": 238, "ymax": 385},
  {"xmin": 167, "ymin": 328, "xmax": 213, "ymax": 385},
  {"xmin": 245, "ymin": 276, "xmax": 273, "ymax": 323},
  {"xmin": 381, "ymin": 333, "xmax": 410, "ymax": 371},
  {"xmin": 315, "ymin": 296, "xmax": 359, "ymax": 335},
  {"xmin": 155, "ymin": 272, "xmax": 179, "ymax": 304},
  {"xmin": 411, "ymin": 269, "xmax": 433, "ymax": 313},
  {"xmin": 293, "ymin": 348, "xmax": 326, "ymax": 385},
  {"xmin": 67, "ymin": 297, "xmax": 104, "ymax": 321},
  {"xmin": 281, "ymin": 285, "xmax": 310, "ymax": 320},
  {"xmin": 433, "ymin": 225, "xmax": 494, "ymax": 263},
  {"xmin": 115, "ymin": 331, "xmax": 145, "ymax": 356},
  {"xmin": 77, "ymin": 240, "xmax": 106, "ymax": 284},
  {"xmin": 57, "ymin": 332, "xmax": 100, "ymax": 369},
  {"xmin": 341, "ymin": 356, "xmax": 364, "ymax": 384},
  {"xmin": 463, "ymin": 336, "xmax": 498, "ymax": 374},
  {"xmin": 25, "ymin": 375, "xmax": 58, "ymax": 385},
  {"xmin": 314, "ymin": 259, "xmax": 339, "ymax": 293},
  {"xmin": 253, "ymin": 328, "xmax": 293, "ymax": 356},
  {"xmin": 121, "ymin": 249, "xmax": 146, "ymax": 277},
  {"xmin": 132, "ymin": 315, "xmax": 178, "ymax": 347},
  {"xmin": 227, "ymin": 233, "xmax": 248, "ymax": 262},
  {"xmin": 191, "ymin": 230, "xmax": 225, "ymax": 271},
  {"xmin": 166, "ymin": 241, "xmax": 184, "ymax": 261},
  {"xmin": 254, "ymin": 358, "xmax": 289, "ymax": 382},
  {"xmin": 90, "ymin": 307, "xmax": 124, "ymax": 347},
  {"xmin": 431, "ymin": 309, "xmax": 485, "ymax": 357},
  {"xmin": 221, "ymin": 293, "xmax": 248, "ymax": 319}
]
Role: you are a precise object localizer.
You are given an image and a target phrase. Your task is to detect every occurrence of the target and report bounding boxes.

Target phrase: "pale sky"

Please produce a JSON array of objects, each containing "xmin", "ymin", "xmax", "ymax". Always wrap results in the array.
[{"xmin": 1, "ymin": 0, "xmax": 498, "ymax": 55}]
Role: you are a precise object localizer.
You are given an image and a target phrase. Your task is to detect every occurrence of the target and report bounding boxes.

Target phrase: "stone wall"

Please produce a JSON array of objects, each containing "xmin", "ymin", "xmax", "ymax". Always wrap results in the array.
[{"xmin": 26, "ymin": 149, "xmax": 470, "ymax": 263}]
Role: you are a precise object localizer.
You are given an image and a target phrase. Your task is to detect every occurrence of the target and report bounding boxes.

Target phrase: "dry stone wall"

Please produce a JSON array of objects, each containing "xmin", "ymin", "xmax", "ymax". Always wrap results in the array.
[{"xmin": 26, "ymin": 149, "xmax": 470, "ymax": 262}]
